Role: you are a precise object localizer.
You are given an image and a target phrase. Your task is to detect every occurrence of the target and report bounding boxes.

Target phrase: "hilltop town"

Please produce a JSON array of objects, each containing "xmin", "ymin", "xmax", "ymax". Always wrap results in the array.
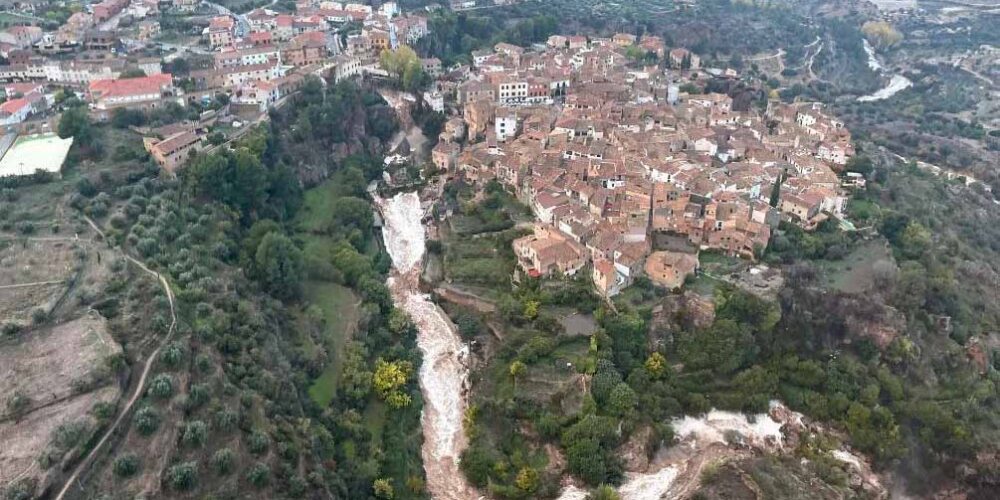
[
  {"xmin": 431, "ymin": 35, "xmax": 855, "ymax": 297},
  {"xmin": 2, "ymin": 0, "xmax": 1000, "ymax": 499},
  {"xmin": 0, "ymin": 0, "xmax": 863, "ymax": 316},
  {"xmin": 0, "ymin": 0, "xmax": 432, "ymax": 173}
]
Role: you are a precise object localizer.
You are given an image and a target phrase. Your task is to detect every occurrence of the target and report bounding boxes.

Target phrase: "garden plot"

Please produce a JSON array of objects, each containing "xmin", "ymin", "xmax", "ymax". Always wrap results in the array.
[
  {"xmin": 0, "ymin": 239, "xmax": 84, "ymax": 323},
  {"xmin": 0, "ymin": 312, "xmax": 121, "ymax": 418},
  {"xmin": 0, "ymin": 385, "xmax": 120, "ymax": 492},
  {"xmin": 0, "ymin": 313, "xmax": 123, "ymax": 492}
]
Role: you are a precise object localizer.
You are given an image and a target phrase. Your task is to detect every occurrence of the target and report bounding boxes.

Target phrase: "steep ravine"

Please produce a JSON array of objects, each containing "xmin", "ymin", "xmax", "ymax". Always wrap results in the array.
[{"xmin": 376, "ymin": 191, "xmax": 480, "ymax": 500}]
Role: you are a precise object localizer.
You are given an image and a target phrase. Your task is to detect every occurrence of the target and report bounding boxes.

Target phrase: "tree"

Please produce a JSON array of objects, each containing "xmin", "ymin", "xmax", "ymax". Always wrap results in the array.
[
  {"xmin": 566, "ymin": 439, "xmax": 615, "ymax": 486},
  {"xmin": 387, "ymin": 309, "xmax": 410, "ymax": 335},
  {"xmin": 166, "ymin": 461, "xmax": 198, "ymax": 491},
  {"xmin": 247, "ymin": 462, "xmax": 271, "ymax": 488},
  {"xmin": 247, "ymin": 430, "xmax": 270, "ymax": 454},
  {"xmin": 149, "ymin": 374, "xmax": 174, "ymax": 399},
  {"xmin": 181, "ymin": 420, "xmax": 208, "ymax": 447},
  {"xmin": 58, "ymin": 106, "xmax": 93, "ymax": 143},
  {"xmin": 211, "ymin": 448, "xmax": 235, "ymax": 475},
  {"xmin": 515, "ymin": 466, "xmax": 539, "ymax": 492},
  {"xmin": 607, "ymin": 383, "xmax": 637, "ymax": 417},
  {"xmin": 373, "ymin": 359, "xmax": 413, "ymax": 409},
  {"xmin": 509, "ymin": 360, "xmax": 527, "ymax": 391},
  {"xmin": 522, "ymin": 299, "xmax": 539, "ymax": 320},
  {"xmin": 113, "ymin": 453, "xmax": 140, "ymax": 477},
  {"xmin": 120, "ymin": 68, "xmax": 147, "ymax": 78},
  {"xmin": 185, "ymin": 148, "xmax": 269, "ymax": 218},
  {"xmin": 134, "ymin": 406, "xmax": 160, "ymax": 435},
  {"xmin": 380, "ymin": 45, "xmax": 425, "ymax": 92},
  {"xmin": 769, "ymin": 175, "xmax": 782, "ymax": 207},
  {"xmin": 111, "ymin": 108, "xmax": 146, "ymax": 128},
  {"xmin": 373, "ymin": 478, "xmax": 394, "ymax": 499},
  {"xmin": 897, "ymin": 221, "xmax": 931, "ymax": 260},
  {"xmin": 861, "ymin": 21, "xmax": 903, "ymax": 48},
  {"xmin": 254, "ymin": 232, "xmax": 304, "ymax": 300},
  {"xmin": 644, "ymin": 352, "xmax": 667, "ymax": 378}
]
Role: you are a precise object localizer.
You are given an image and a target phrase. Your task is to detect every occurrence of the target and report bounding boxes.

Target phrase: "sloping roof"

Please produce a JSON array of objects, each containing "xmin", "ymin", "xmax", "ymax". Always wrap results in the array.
[
  {"xmin": 0, "ymin": 96, "xmax": 31, "ymax": 116},
  {"xmin": 89, "ymin": 73, "xmax": 173, "ymax": 99}
]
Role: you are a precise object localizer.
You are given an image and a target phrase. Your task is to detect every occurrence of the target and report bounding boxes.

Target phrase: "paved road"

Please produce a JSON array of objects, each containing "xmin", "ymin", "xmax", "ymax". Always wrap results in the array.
[{"xmin": 53, "ymin": 217, "xmax": 178, "ymax": 500}]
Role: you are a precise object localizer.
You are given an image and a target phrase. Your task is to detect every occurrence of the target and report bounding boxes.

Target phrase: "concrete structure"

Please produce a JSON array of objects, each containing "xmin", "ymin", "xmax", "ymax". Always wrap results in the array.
[{"xmin": 0, "ymin": 133, "xmax": 73, "ymax": 177}]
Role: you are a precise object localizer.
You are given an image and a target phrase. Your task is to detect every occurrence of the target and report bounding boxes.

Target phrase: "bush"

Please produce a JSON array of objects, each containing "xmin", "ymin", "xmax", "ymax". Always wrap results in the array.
[
  {"xmin": 31, "ymin": 308, "xmax": 47, "ymax": 325},
  {"xmin": 113, "ymin": 453, "xmax": 140, "ymax": 477},
  {"xmin": 246, "ymin": 462, "xmax": 270, "ymax": 488},
  {"xmin": 181, "ymin": 420, "xmax": 208, "ymax": 447},
  {"xmin": 160, "ymin": 342, "xmax": 185, "ymax": 366},
  {"xmin": 211, "ymin": 448, "xmax": 235, "ymax": 475},
  {"xmin": 134, "ymin": 405, "xmax": 160, "ymax": 435},
  {"xmin": 246, "ymin": 430, "xmax": 269, "ymax": 454},
  {"xmin": 166, "ymin": 461, "xmax": 198, "ymax": 491},
  {"xmin": 187, "ymin": 383, "xmax": 211, "ymax": 410},
  {"xmin": 149, "ymin": 374, "xmax": 174, "ymax": 399},
  {"xmin": 5, "ymin": 391, "xmax": 31, "ymax": 415}
]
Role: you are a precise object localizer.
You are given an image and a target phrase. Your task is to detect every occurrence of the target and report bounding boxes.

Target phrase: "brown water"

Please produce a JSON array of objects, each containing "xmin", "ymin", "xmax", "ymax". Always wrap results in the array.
[{"xmin": 378, "ymin": 192, "xmax": 480, "ymax": 499}]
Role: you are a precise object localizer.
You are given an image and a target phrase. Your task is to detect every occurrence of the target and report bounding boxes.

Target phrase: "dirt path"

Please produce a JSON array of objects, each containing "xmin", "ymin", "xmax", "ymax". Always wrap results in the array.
[
  {"xmin": 0, "ymin": 280, "xmax": 65, "ymax": 289},
  {"xmin": 805, "ymin": 37, "xmax": 824, "ymax": 81},
  {"xmin": 52, "ymin": 217, "xmax": 178, "ymax": 500}
]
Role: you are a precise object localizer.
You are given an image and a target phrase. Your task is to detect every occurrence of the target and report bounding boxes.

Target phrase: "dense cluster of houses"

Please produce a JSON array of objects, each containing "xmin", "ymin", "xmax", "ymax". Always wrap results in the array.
[
  {"xmin": 433, "ymin": 38, "xmax": 854, "ymax": 296},
  {"xmin": 0, "ymin": 0, "xmax": 435, "ymax": 174}
]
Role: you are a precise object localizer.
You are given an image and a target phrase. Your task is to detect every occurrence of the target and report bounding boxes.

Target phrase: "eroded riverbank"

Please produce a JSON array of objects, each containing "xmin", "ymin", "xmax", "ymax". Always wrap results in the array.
[{"xmin": 377, "ymin": 191, "xmax": 479, "ymax": 499}]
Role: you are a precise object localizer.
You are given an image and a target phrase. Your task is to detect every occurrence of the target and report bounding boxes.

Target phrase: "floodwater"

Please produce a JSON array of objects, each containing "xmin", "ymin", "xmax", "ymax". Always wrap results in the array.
[
  {"xmin": 859, "ymin": 39, "xmax": 912, "ymax": 102},
  {"xmin": 554, "ymin": 401, "xmax": 877, "ymax": 499},
  {"xmin": 377, "ymin": 191, "xmax": 479, "ymax": 499}
]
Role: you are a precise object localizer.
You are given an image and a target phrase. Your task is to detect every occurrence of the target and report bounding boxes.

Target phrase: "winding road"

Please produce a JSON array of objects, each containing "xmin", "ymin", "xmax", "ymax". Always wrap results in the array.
[{"xmin": 52, "ymin": 217, "xmax": 178, "ymax": 500}]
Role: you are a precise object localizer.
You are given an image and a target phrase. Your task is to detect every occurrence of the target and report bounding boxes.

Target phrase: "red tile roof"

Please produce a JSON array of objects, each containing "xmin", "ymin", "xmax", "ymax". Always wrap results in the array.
[
  {"xmin": 89, "ymin": 73, "xmax": 173, "ymax": 99},
  {"xmin": 0, "ymin": 96, "xmax": 31, "ymax": 115}
]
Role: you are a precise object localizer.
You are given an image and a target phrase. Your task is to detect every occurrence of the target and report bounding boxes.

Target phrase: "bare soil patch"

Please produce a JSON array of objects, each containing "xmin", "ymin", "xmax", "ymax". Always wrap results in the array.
[
  {"xmin": 0, "ymin": 313, "xmax": 123, "ymax": 493},
  {"xmin": 0, "ymin": 239, "xmax": 84, "ymax": 323}
]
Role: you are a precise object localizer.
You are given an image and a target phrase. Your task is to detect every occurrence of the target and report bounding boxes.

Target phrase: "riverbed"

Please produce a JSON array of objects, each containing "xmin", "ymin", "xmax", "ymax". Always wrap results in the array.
[
  {"xmin": 858, "ymin": 39, "xmax": 912, "ymax": 102},
  {"xmin": 377, "ymin": 191, "xmax": 479, "ymax": 500}
]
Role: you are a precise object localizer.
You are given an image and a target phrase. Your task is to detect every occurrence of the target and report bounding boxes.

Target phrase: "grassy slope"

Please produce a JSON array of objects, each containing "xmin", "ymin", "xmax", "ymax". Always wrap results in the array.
[
  {"xmin": 295, "ymin": 179, "xmax": 363, "ymax": 407},
  {"xmin": 305, "ymin": 280, "xmax": 360, "ymax": 407}
]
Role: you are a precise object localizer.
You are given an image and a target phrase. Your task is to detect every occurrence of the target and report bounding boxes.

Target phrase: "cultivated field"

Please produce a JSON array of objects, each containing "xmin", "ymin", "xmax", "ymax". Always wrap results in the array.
[{"xmin": 0, "ymin": 313, "xmax": 123, "ymax": 490}]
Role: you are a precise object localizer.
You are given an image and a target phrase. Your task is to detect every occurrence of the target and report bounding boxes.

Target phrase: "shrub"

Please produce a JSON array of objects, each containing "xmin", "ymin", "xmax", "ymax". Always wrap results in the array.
[
  {"xmin": 160, "ymin": 342, "xmax": 185, "ymax": 367},
  {"xmin": 134, "ymin": 405, "xmax": 160, "ymax": 435},
  {"xmin": 246, "ymin": 462, "xmax": 270, "ymax": 488},
  {"xmin": 166, "ymin": 461, "xmax": 198, "ymax": 491},
  {"xmin": 246, "ymin": 430, "xmax": 269, "ymax": 454},
  {"xmin": 31, "ymin": 308, "xmax": 47, "ymax": 325},
  {"xmin": 181, "ymin": 420, "xmax": 208, "ymax": 447},
  {"xmin": 149, "ymin": 374, "xmax": 174, "ymax": 399},
  {"xmin": 211, "ymin": 448, "xmax": 235, "ymax": 475},
  {"xmin": 187, "ymin": 383, "xmax": 211, "ymax": 410},
  {"xmin": 113, "ymin": 453, "xmax": 140, "ymax": 477}
]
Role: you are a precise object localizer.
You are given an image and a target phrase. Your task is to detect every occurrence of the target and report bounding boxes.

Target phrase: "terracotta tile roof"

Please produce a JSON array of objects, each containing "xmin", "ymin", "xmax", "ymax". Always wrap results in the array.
[{"xmin": 88, "ymin": 73, "xmax": 173, "ymax": 99}]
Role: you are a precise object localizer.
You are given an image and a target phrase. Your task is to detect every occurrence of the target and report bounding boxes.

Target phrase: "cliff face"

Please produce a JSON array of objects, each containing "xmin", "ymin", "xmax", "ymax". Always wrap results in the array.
[{"xmin": 268, "ymin": 80, "xmax": 399, "ymax": 186}]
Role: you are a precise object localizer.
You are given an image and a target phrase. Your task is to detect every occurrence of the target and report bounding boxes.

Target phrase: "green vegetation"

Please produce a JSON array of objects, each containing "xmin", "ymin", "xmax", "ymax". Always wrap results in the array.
[
  {"xmin": 416, "ymin": 11, "xmax": 558, "ymax": 66},
  {"xmin": 26, "ymin": 77, "xmax": 426, "ymax": 498},
  {"xmin": 380, "ymin": 45, "xmax": 430, "ymax": 92},
  {"xmin": 304, "ymin": 281, "xmax": 360, "ymax": 407},
  {"xmin": 433, "ymin": 142, "xmax": 998, "ymax": 498}
]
